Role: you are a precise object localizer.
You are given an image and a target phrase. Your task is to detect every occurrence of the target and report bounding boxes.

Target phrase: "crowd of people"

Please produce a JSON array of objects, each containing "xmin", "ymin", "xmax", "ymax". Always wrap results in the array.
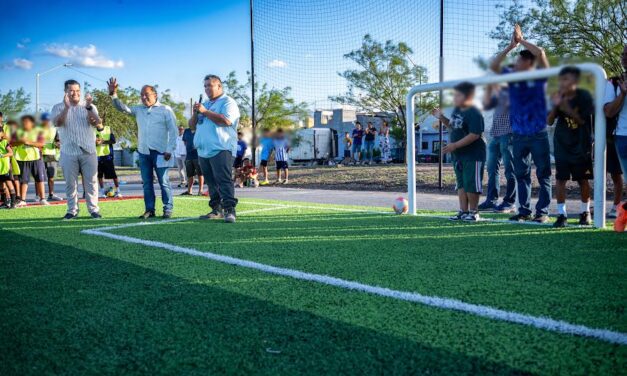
[
  {"xmin": 1, "ymin": 25, "xmax": 626, "ymax": 229},
  {"xmin": 430, "ymin": 26, "xmax": 627, "ymax": 228}
]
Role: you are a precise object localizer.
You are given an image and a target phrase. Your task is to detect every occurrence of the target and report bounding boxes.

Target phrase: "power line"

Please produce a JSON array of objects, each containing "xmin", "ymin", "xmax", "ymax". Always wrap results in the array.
[{"xmin": 65, "ymin": 66, "xmax": 108, "ymax": 84}]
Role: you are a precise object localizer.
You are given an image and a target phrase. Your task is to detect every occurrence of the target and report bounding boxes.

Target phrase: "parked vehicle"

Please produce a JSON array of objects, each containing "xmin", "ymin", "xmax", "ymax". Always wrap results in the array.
[{"xmin": 290, "ymin": 128, "xmax": 338, "ymax": 165}]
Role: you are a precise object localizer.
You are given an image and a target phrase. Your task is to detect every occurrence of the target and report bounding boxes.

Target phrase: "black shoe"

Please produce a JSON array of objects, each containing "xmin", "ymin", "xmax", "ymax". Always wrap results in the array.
[
  {"xmin": 553, "ymin": 214, "xmax": 568, "ymax": 228},
  {"xmin": 509, "ymin": 213, "xmax": 532, "ymax": 222},
  {"xmin": 91, "ymin": 212, "xmax": 102, "ymax": 219},
  {"xmin": 532, "ymin": 214, "xmax": 550, "ymax": 224},
  {"xmin": 224, "ymin": 208, "xmax": 236, "ymax": 223},
  {"xmin": 0, "ymin": 203, "xmax": 9, "ymax": 209},
  {"xmin": 579, "ymin": 211, "xmax": 592, "ymax": 226},
  {"xmin": 449, "ymin": 211, "xmax": 467, "ymax": 221},
  {"xmin": 199, "ymin": 208, "xmax": 223, "ymax": 220},
  {"xmin": 478, "ymin": 201, "xmax": 496, "ymax": 211},
  {"xmin": 62, "ymin": 213, "xmax": 77, "ymax": 220},
  {"xmin": 162, "ymin": 211, "xmax": 172, "ymax": 219},
  {"xmin": 139, "ymin": 211, "xmax": 156, "ymax": 220},
  {"xmin": 179, "ymin": 191, "xmax": 191, "ymax": 196}
]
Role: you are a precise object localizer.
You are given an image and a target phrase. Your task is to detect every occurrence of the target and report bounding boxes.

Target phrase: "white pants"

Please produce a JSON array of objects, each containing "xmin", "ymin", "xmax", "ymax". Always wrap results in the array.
[
  {"xmin": 60, "ymin": 152, "xmax": 100, "ymax": 215},
  {"xmin": 176, "ymin": 156, "xmax": 187, "ymax": 183}
]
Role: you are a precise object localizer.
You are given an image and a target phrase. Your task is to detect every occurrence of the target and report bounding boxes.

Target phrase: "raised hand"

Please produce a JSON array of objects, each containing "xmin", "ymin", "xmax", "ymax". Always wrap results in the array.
[
  {"xmin": 514, "ymin": 24, "xmax": 523, "ymax": 43},
  {"xmin": 63, "ymin": 93, "xmax": 71, "ymax": 108},
  {"xmin": 431, "ymin": 108, "xmax": 443, "ymax": 119},
  {"xmin": 85, "ymin": 93, "xmax": 93, "ymax": 108},
  {"xmin": 107, "ymin": 77, "xmax": 119, "ymax": 96}
]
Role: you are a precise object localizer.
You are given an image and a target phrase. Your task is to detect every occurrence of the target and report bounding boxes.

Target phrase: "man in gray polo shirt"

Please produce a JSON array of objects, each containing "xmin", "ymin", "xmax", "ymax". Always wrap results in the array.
[{"xmin": 189, "ymin": 74, "xmax": 240, "ymax": 223}]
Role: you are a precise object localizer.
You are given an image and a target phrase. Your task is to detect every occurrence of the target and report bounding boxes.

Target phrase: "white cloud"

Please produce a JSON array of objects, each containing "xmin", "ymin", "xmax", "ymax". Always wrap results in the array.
[
  {"xmin": 267, "ymin": 59, "xmax": 287, "ymax": 68},
  {"xmin": 45, "ymin": 43, "xmax": 124, "ymax": 69},
  {"xmin": 13, "ymin": 58, "xmax": 33, "ymax": 70},
  {"xmin": 17, "ymin": 43, "xmax": 26, "ymax": 49}
]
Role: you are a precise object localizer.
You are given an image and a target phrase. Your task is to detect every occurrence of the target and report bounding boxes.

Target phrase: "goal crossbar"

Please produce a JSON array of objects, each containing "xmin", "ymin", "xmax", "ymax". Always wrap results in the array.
[{"xmin": 405, "ymin": 63, "xmax": 608, "ymax": 228}]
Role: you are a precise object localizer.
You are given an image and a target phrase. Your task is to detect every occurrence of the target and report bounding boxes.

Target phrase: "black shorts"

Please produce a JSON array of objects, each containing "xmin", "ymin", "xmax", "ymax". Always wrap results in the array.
[
  {"xmin": 555, "ymin": 158, "xmax": 593, "ymax": 181},
  {"xmin": 185, "ymin": 159, "xmax": 202, "ymax": 178},
  {"xmin": 0, "ymin": 173, "xmax": 11, "ymax": 183},
  {"xmin": 45, "ymin": 161, "xmax": 58, "ymax": 180},
  {"xmin": 276, "ymin": 160, "xmax": 288, "ymax": 170},
  {"xmin": 98, "ymin": 158, "xmax": 117, "ymax": 180},
  {"xmin": 233, "ymin": 156, "xmax": 243, "ymax": 168},
  {"xmin": 344, "ymin": 150, "xmax": 351, "ymax": 158},
  {"xmin": 607, "ymin": 142, "xmax": 623, "ymax": 175},
  {"xmin": 260, "ymin": 159, "xmax": 268, "ymax": 167},
  {"xmin": 17, "ymin": 159, "xmax": 45, "ymax": 184}
]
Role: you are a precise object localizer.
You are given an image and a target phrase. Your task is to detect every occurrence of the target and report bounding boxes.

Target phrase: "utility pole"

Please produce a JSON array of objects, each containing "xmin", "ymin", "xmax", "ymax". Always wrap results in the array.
[{"xmin": 35, "ymin": 63, "xmax": 72, "ymax": 115}]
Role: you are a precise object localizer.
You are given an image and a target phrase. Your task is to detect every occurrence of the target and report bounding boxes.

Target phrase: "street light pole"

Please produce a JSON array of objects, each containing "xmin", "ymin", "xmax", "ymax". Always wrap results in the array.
[{"xmin": 35, "ymin": 63, "xmax": 72, "ymax": 114}]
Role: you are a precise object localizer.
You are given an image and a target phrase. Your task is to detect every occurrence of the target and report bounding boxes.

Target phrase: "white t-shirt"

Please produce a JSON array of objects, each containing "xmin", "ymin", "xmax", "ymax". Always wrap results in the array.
[
  {"xmin": 175, "ymin": 135, "xmax": 187, "ymax": 157},
  {"xmin": 604, "ymin": 81, "xmax": 627, "ymax": 136}
]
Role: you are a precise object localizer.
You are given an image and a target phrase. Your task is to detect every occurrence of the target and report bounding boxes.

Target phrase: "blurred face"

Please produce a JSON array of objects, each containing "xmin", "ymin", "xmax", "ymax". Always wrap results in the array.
[
  {"xmin": 243, "ymin": 160, "xmax": 251, "ymax": 167},
  {"xmin": 356, "ymin": 123, "xmax": 361, "ymax": 130},
  {"xmin": 453, "ymin": 91, "xmax": 467, "ymax": 107},
  {"xmin": 22, "ymin": 118, "xmax": 34, "ymax": 130},
  {"xmin": 204, "ymin": 79, "xmax": 223, "ymax": 99},
  {"xmin": 178, "ymin": 127, "xmax": 184, "ymax": 135},
  {"xmin": 42, "ymin": 119, "xmax": 50, "ymax": 127},
  {"xmin": 66, "ymin": 84, "xmax": 81, "ymax": 104},
  {"xmin": 141, "ymin": 86, "xmax": 157, "ymax": 107},
  {"xmin": 514, "ymin": 56, "xmax": 533, "ymax": 72},
  {"xmin": 558, "ymin": 74, "xmax": 578, "ymax": 93}
]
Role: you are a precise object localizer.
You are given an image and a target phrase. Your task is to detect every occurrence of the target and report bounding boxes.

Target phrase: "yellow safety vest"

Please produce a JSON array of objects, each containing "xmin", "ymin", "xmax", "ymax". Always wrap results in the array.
[
  {"xmin": 95, "ymin": 126, "xmax": 112, "ymax": 157},
  {"xmin": 0, "ymin": 139, "xmax": 10, "ymax": 175},
  {"xmin": 41, "ymin": 126, "xmax": 59, "ymax": 160},
  {"xmin": 14, "ymin": 128, "xmax": 41, "ymax": 162}
]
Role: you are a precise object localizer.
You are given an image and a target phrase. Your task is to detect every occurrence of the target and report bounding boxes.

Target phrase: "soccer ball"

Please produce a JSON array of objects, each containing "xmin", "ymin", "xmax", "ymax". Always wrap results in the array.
[
  {"xmin": 392, "ymin": 197, "xmax": 408, "ymax": 215},
  {"xmin": 105, "ymin": 187, "xmax": 116, "ymax": 198}
]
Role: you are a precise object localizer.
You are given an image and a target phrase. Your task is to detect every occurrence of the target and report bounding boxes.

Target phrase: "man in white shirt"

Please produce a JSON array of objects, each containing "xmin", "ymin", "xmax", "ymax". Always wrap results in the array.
[
  {"xmin": 108, "ymin": 77, "xmax": 178, "ymax": 219},
  {"xmin": 603, "ymin": 45, "xmax": 627, "ymax": 218},
  {"xmin": 50, "ymin": 79, "xmax": 102, "ymax": 220},
  {"xmin": 174, "ymin": 126, "xmax": 187, "ymax": 187}
]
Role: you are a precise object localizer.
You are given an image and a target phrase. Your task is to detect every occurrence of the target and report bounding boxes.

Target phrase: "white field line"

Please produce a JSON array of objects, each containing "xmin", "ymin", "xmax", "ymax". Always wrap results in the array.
[{"xmin": 80, "ymin": 203, "xmax": 627, "ymax": 346}]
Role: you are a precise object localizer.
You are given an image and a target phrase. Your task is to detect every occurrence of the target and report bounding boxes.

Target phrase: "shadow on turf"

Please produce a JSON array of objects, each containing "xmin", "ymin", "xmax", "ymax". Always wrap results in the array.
[{"xmin": 0, "ymin": 232, "xmax": 531, "ymax": 375}]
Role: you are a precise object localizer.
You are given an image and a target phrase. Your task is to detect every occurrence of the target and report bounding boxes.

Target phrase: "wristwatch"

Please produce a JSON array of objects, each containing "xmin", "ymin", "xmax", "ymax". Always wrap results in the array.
[{"xmin": 86, "ymin": 105, "xmax": 93, "ymax": 111}]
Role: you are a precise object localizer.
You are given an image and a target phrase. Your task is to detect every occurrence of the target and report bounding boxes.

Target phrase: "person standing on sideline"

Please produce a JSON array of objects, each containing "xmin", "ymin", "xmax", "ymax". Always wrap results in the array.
[
  {"xmin": 258, "ymin": 128, "xmax": 274, "ymax": 185},
  {"xmin": 490, "ymin": 24, "xmax": 552, "ymax": 223},
  {"xmin": 379, "ymin": 120, "xmax": 391, "ymax": 164},
  {"xmin": 478, "ymin": 84, "xmax": 516, "ymax": 213},
  {"xmin": 50, "ymin": 79, "xmax": 102, "ymax": 219},
  {"xmin": 273, "ymin": 128, "xmax": 290, "ymax": 184},
  {"xmin": 190, "ymin": 74, "xmax": 240, "ymax": 223},
  {"xmin": 13, "ymin": 115, "xmax": 47, "ymax": 207},
  {"xmin": 180, "ymin": 125, "xmax": 205, "ymax": 196},
  {"xmin": 95, "ymin": 123, "xmax": 122, "ymax": 198},
  {"xmin": 604, "ymin": 45, "xmax": 627, "ymax": 220},
  {"xmin": 40, "ymin": 113, "xmax": 63, "ymax": 201},
  {"xmin": 351, "ymin": 122, "xmax": 364, "ymax": 164},
  {"xmin": 174, "ymin": 126, "xmax": 187, "ymax": 188},
  {"xmin": 363, "ymin": 122, "xmax": 377, "ymax": 165},
  {"xmin": 108, "ymin": 77, "xmax": 178, "ymax": 219},
  {"xmin": 234, "ymin": 131, "xmax": 247, "ymax": 168}
]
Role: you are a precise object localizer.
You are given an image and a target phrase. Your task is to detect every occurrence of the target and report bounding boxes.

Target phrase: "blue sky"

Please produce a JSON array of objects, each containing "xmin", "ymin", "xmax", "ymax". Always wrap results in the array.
[{"xmin": 1, "ymin": 0, "xmax": 511, "ymax": 114}]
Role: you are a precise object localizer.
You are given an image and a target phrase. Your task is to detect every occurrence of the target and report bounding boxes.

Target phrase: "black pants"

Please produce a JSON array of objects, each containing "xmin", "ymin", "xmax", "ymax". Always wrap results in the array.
[{"xmin": 199, "ymin": 150, "xmax": 238, "ymax": 211}]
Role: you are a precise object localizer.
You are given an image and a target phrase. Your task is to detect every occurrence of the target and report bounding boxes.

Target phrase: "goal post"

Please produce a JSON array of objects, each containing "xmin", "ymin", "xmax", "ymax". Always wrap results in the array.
[{"xmin": 405, "ymin": 63, "xmax": 609, "ymax": 228}]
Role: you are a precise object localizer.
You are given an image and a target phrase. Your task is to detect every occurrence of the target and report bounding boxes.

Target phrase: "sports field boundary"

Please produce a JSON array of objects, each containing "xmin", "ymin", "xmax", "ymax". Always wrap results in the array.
[{"xmin": 81, "ymin": 202, "xmax": 626, "ymax": 346}]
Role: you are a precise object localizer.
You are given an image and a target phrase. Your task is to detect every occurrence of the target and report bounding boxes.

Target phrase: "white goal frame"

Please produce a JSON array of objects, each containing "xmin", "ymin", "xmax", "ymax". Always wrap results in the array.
[{"xmin": 406, "ymin": 63, "xmax": 608, "ymax": 228}]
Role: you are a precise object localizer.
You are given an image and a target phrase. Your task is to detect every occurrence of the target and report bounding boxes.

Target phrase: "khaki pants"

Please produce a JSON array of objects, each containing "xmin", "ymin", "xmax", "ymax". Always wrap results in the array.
[{"xmin": 60, "ymin": 152, "xmax": 100, "ymax": 215}]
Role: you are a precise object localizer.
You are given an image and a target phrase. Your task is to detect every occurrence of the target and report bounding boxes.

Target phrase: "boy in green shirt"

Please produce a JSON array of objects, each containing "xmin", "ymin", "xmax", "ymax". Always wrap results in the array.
[
  {"xmin": 432, "ymin": 82, "xmax": 487, "ymax": 221},
  {"xmin": 0, "ymin": 127, "xmax": 17, "ymax": 209}
]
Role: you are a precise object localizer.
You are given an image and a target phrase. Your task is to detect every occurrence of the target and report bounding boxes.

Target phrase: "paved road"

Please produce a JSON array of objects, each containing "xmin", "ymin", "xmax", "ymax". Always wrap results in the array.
[{"xmin": 48, "ymin": 181, "xmax": 599, "ymax": 213}]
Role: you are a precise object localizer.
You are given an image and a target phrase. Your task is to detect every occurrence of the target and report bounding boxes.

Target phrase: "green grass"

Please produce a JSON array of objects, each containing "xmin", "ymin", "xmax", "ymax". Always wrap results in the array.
[{"xmin": 1, "ymin": 198, "xmax": 625, "ymax": 375}]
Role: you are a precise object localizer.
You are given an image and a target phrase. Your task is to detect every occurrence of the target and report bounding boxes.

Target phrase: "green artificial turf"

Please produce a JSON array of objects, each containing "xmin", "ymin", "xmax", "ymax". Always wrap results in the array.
[{"xmin": 1, "ymin": 198, "xmax": 625, "ymax": 375}]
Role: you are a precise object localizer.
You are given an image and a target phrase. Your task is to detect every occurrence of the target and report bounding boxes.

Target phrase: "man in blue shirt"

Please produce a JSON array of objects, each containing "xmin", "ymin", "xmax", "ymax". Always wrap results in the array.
[
  {"xmin": 189, "ymin": 74, "xmax": 240, "ymax": 223},
  {"xmin": 490, "ymin": 24, "xmax": 552, "ymax": 223}
]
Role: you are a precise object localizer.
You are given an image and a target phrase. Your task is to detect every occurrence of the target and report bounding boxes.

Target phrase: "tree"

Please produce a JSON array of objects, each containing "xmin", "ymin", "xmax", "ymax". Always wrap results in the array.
[
  {"xmin": 223, "ymin": 71, "xmax": 309, "ymax": 130},
  {"xmin": 491, "ymin": 0, "xmax": 625, "ymax": 76},
  {"xmin": 331, "ymin": 34, "xmax": 438, "ymax": 136},
  {"xmin": 0, "ymin": 88, "xmax": 31, "ymax": 119}
]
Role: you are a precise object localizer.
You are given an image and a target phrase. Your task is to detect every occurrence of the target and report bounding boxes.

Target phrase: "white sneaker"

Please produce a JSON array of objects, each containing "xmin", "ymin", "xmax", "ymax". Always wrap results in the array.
[
  {"xmin": 14, "ymin": 200, "xmax": 27, "ymax": 208},
  {"xmin": 48, "ymin": 194, "xmax": 63, "ymax": 202},
  {"xmin": 608, "ymin": 207, "xmax": 617, "ymax": 219},
  {"xmin": 282, "ymin": 179, "xmax": 289, "ymax": 185},
  {"xmin": 462, "ymin": 211, "xmax": 480, "ymax": 221},
  {"xmin": 114, "ymin": 192, "xmax": 123, "ymax": 198},
  {"xmin": 39, "ymin": 199, "xmax": 50, "ymax": 206}
]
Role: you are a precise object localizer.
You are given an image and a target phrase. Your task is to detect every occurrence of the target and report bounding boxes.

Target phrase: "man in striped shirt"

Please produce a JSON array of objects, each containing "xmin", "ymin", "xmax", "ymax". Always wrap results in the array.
[{"xmin": 50, "ymin": 79, "xmax": 102, "ymax": 220}]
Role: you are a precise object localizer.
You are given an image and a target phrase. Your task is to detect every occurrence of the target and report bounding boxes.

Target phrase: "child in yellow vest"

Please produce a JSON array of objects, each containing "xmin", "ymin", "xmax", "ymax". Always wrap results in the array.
[
  {"xmin": 40, "ymin": 113, "xmax": 63, "ymax": 201},
  {"xmin": 0, "ymin": 127, "xmax": 17, "ymax": 209},
  {"xmin": 95, "ymin": 124, "xmax": 122, "ymax": 198},
  {"xmin": 13, "ymin": 115, "xmax": 47, "ymax": 207}
]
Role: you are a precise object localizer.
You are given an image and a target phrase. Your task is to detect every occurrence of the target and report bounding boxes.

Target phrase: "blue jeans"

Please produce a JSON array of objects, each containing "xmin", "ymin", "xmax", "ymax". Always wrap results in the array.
[
  {"xmin": 512, "ymin": 131, "xmax": 552, "ymax": 216},
  {"xmin": 363, "ymin": 140, "xmax": 375, "ymax": 162},
  {"xmin": 351, "ymin": 143, "xmax": 362, "ymax": 161},
  {"xmin": 485, "ymin": 135, "xmax": 516, "ymax": 205},
  {"xmin": 616, "ymin": 135, "xmax": 627, "ymax": 183},
  {"xmin": 138, "ymin": 150, "xmax": 173, "ymax": 213}
]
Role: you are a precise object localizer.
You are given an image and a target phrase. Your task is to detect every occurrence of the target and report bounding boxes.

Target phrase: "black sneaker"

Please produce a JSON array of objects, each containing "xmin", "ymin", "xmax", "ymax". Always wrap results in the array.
[
  {"xmin": 509, "ymin": 213, "xmax": 532, "ymax": 222},
  {"xmin": 553, "ymin": 214, "xmax": 568, "ymax": 228},
  {"xmin": 478, "ymin": 201, "xmax": 496, "ymax": 212},
  {"xmin": 493, "ymin": 202, "xmax": 516, "ymax": 214},
  {"xmin": 199, "ymin": 208, "xmax": 223, "ymax": 220},
  {"xmin": 449, "ymin": 211, "xmax": 466, "ymax": 221},
  {"xmin": 179, "ymin": 191, "xmax": 191, "ymax": 196},
  {"xmin": 532, "ymin": 214, "xmax": 550, "ymax": 224},
  {"xmin": 224, "ymin": 208, "xmax": 236, "ymax": 223},
  {"xmin": 139, "ymin": 211, "xmax": 156, "ymax": 220},
  {"xmin": 0, "ymin": 202, "xmax": 9, "ymax": 209},
  {"xmin": 91, "ymin": 212, "xmax": 102, "ymax": 219},
  {"xmin": 62, "ymin": 213, "xmax": 77, "ymax": 220},
  {"xmin": 579, "ymin": 211, "xmax": 592, "ymax": 226},
  {"xmin": 163, "ymin": 211, "xmax": 172, "ymax": 219}
]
